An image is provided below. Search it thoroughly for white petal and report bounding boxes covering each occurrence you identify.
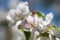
[34,15,39,26]
[12,20,22,31]
[24,1,29,14]
[43,21,48,26]
[39,17,43,24]
[8,9,17,16]
[23,6,29,15]
[23,29,30,32]
[39,24,43,30]
[16,20,22,26]
[56,37,60,40]
[16,2,30,16]
[16,2,26,10]
[45,12,54,25]
[34,31,39,36]
[24,23,32,31]
[30,28,33,32]
[49,33,53,40]
[50,30,54,35]
[26,16,34,24]
[16,9,21,15]
[6,15,14,23]
[37,37,40,40]
[39,17,44,29]
[7,9,17,23]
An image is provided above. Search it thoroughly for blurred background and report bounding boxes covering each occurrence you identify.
[0,0,60,27]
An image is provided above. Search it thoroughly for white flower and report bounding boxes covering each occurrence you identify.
[24,14,40,31]
[26,15,39,26]
[24,15,34,31]
[6,9,17,23]
[39,12,54,32]
[16,2,30,16]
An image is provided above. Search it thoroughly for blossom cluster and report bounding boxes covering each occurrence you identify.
[6,1,60,40]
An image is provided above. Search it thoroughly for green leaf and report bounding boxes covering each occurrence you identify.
[35,11,45,19]
[20,29,31,40]
[48,26,60,30]
[24,31,31,40]
[54,27,60,30]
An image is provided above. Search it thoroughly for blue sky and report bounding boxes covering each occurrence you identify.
[0,0,60,27]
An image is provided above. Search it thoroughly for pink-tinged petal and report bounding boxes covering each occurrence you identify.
[24,23,31,30]
[25,16,34,24]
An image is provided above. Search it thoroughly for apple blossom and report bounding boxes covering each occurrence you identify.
[39,12,54,31]
[37,12,54,40]
[7,2,30,25]
[6,9,17,23]
[16,2,30,16]
[23,12,41,31]
[6,1,60,40]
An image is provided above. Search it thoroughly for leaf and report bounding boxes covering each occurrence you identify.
[35,11,45,19]
[54,27,60,30]
[48,25,60,30]
[20,29,31,40]
[24,31,31,40]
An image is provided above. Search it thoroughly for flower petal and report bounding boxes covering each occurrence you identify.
[34,15,39,26]
[16,20,22,26]
[16,2,30,16]
[45,12,54,25]
[25,16,34,24]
